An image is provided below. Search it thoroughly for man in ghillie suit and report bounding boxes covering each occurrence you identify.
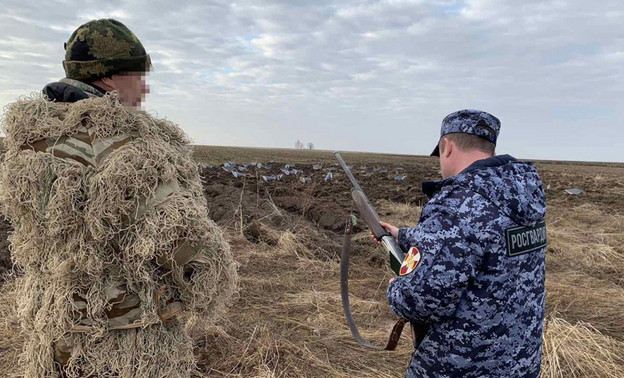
[0,19,238,377]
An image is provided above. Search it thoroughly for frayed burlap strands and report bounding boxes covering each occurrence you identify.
[0,93,238,377]
[0,280,24,378]
[0,152,91,254]
[2,94,74,151]
[84,137,180,242]
[18,320,195,377]
[55,322,195,378]
[129,194,238,323]
[2,93,191,153]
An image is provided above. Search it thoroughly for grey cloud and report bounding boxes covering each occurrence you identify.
[0,0,622,161]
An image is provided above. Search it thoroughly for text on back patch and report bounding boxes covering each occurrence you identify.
[505,221,547,257]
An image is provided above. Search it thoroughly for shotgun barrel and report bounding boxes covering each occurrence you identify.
[334,152,405,274]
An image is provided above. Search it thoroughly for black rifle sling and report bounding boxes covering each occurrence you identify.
[340,217,407,350]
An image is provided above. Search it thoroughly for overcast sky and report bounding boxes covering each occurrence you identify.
[1,0,622,162]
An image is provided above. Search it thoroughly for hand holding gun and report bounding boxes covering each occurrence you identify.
[335,152,411,351]
[334,152,406,275]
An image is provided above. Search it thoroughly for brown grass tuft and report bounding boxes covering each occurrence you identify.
[546,204,624,283]
[542,317,624,378]
[546,272,624,341]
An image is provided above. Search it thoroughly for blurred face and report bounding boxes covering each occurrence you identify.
[103,72,149,107]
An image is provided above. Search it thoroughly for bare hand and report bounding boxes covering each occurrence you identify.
[370,221,399,245]
[370,231,382,245]
[380,221,399,242]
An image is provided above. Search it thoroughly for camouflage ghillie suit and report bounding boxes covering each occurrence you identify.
[387,154,546,377]
[0,19,237,377]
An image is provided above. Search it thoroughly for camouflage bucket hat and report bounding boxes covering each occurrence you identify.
[63,19,151,80]
[430,109,501,157]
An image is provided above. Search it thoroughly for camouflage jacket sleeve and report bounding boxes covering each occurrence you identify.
[387,189,484,323]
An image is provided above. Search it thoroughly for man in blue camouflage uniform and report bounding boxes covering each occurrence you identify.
[380,110,546,377]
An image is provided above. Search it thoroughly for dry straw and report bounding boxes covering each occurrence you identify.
[542,317,624,378]
[543,203,624,377]
[546,272,624,341]
[0,93,238,377]
[546,203,624,283]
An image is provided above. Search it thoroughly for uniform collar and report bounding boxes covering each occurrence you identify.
[59,78,105,98]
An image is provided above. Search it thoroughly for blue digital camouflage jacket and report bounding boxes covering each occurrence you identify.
[387,155,546,378]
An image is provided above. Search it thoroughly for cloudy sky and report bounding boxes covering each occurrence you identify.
[1,0,622,162]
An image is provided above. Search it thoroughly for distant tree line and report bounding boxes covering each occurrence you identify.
[294,140,314,150]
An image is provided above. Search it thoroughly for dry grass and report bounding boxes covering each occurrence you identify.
[546,203,624,283]
[546,272,624,341]
[541,202,624,376]
[193,237,411,377]
[542,317,624,378]
[1,146,623,377]
[377,200,421,227]
[201,158,624,377]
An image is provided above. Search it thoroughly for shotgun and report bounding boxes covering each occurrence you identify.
[334,152,405,273]
[335,152,425,351]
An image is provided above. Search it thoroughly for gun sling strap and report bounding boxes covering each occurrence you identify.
[340,216,428,350]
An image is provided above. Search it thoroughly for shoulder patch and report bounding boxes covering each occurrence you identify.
[399,246,422,276]
[505,221,547,257]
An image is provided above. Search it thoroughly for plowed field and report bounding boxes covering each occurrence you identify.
[1,146,623,377]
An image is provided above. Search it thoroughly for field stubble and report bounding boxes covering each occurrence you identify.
[1,146,623,377]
